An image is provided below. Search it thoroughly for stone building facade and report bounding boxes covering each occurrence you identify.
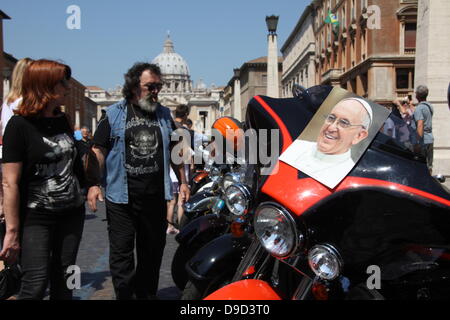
[87,36,223,135]
[281,4,316,97]
[152,35,223,134]
[415,0,450,185]
[312,0,418,105]
[223,56,282,121]
[0,10,11,104]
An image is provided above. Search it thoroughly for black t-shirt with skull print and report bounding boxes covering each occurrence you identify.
[93,104,165,196]
[2,115,85,213]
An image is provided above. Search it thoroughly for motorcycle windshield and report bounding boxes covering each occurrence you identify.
[377,112,423,158]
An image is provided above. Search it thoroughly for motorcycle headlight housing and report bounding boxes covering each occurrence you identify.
[209,166,221,183]
[220,172,241,192]
[308,244,343,280]
[225,184,251,216]
[254,203,300,258]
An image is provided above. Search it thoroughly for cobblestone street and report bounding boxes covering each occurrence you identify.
[73,202,182,300]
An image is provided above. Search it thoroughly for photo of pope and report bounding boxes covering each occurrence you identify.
[279,97,373,189]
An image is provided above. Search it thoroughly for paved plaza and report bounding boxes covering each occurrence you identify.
[73,202,182,300]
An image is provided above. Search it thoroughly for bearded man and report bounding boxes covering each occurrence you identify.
[86,62,190,299]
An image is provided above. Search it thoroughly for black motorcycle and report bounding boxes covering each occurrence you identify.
[171,159,256,290]
[205,85,450,300]
[181,162,259,299]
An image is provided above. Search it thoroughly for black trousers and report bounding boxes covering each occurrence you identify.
[18,206,85,300]
[106,192,167,300]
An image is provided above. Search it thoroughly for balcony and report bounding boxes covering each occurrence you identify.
[321,68,343,83]
[404,48,416,55]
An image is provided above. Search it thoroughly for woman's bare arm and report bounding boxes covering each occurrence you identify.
[0,162,22,264]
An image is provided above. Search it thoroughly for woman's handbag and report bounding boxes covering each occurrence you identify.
[0,264,21,300]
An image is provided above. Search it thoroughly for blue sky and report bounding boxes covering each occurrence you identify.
[2,0,310,90]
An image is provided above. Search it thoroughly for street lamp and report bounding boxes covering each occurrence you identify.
[265,15,279,35]
[265,15,280,98]
[233,68,240,79]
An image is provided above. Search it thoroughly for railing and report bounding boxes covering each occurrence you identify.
[404,48,416,55]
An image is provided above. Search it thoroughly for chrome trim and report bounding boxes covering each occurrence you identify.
[220,172,242,192]
[232,237,267,282]
[184,196,220,213]
[292,276,314,300]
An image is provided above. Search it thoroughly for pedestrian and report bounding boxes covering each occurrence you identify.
[0,59,86,300]
[173,106,195,185]
[382,105,396,138]
[76,126,93,161]
[1,58,34,137]
[394,97,414,126]
[0,58,33,222]
[174,104,189,127]
[166,167,180,235]
[185,118,207,170]
[412,85,434,171]
[86,62,190,300]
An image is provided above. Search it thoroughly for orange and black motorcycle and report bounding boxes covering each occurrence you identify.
[204,85,450,300]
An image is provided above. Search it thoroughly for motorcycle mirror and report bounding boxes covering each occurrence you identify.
[433,174,446,183]
[292,84,308,100]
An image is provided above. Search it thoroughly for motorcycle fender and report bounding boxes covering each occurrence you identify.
[186,233,252,281]
[175,214,227,247]
[204,279,282,300]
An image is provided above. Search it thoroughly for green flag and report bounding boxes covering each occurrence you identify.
[325,10,339,27]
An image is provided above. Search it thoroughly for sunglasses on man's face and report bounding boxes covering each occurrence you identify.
[143,82,163,92]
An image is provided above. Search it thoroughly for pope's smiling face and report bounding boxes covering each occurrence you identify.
[316,99,369,155]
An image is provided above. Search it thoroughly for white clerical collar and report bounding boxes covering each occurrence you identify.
[313,147,352,163]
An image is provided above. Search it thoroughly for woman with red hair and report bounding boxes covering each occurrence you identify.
[0,59,86,299]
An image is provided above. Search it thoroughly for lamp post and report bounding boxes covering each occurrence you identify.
[233,68,242,121]
[266,15,279,98]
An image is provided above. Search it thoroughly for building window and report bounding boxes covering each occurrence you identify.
[342,46,346,72]
[360,72,368,97]
[351,0,356,21]
[342,7,346,29]
[361,29,367,60]
[262,75,267,85]
[351,39,356,67]
[404,23,417,50]
[361,0,368,9]
[396,68,414,90]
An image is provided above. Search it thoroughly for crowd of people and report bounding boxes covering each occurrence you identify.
[381,85,434,171]
[0,56,440,300]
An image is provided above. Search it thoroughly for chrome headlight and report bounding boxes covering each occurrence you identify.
[254,203,300,258]
[225,184,251,216]
[308,244,343,280]
[209,166,221,183]
[220,172,241,192]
